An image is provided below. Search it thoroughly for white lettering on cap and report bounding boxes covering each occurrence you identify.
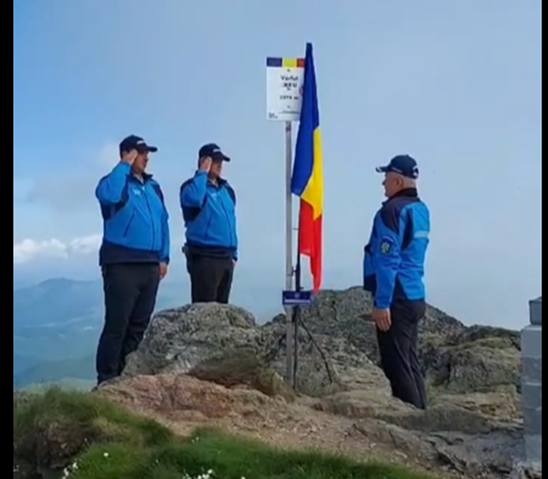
[137,140,146,145]
[212,149,221,153]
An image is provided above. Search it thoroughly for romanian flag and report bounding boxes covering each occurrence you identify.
[291,43,323,292]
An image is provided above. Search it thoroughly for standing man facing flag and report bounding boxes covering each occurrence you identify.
[291,42,323,292]
[94,135,170,386]
[180,143,238,304]
[362,154,430,409]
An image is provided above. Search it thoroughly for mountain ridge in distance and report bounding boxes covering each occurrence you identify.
[13,275,281,389]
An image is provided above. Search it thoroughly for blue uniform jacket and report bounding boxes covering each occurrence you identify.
[180,170,238,260]
[95,162,170,265]
[363,188,430,309]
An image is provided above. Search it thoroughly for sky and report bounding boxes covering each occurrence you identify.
[14,0,542,328]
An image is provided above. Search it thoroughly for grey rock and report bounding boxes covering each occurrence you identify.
[330,389,526,479]
[259,317,388,397]
[125,288,522,398]
[511,460,542,479]
[354,419,525,477]
[275,288,520,395]
[122,287,528,478]
[123,303,261,376]
[125,300,387,398]
[421,325,521,393]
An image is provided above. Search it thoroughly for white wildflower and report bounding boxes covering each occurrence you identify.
[182,468,224,479]
[61,460,79,478]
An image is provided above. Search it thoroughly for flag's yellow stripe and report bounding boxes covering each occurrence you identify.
[300,127,323,220]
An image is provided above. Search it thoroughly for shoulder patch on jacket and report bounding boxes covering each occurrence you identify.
[380,236,394,254]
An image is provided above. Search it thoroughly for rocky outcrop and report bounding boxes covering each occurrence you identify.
[421,325,521,393]
[315,388,525,478]
[123,303,262,377]
[115,287,527,479]
[124,287,520,398]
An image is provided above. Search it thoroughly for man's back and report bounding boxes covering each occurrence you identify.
[396,198,429,297]
[380,194,429,294]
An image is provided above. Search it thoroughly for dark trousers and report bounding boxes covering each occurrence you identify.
[96,263,160,384]
[189,255,234,303]
[376,299,427,409]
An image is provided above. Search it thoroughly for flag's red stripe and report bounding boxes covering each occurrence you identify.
[298,199,323,292]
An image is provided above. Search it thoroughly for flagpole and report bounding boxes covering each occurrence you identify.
[284,120,295,387]
[292,246,302,389]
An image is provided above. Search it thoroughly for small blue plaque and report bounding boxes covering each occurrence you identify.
[282,290,312,306]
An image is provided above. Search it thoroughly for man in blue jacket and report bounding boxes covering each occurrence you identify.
[180,143,238,304]
[363,155,430,409]
[94,134,170,385]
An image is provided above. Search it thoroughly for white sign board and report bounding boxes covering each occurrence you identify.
[266,57,305,122]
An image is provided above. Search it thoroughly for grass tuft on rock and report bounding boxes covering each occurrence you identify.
[14,388,440,479]
[188,347,296,401]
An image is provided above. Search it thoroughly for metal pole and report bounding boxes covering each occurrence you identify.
[292,253,302,389]
[284,121,295,386]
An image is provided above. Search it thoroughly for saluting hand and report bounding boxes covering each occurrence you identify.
[121,149,138,165]
[372,307,391,331]
[199,156,212,172]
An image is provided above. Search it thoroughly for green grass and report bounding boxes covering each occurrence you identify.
[14,388,437,479]
[20,377,95,392]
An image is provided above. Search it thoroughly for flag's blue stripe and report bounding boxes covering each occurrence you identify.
[291,43,320,197]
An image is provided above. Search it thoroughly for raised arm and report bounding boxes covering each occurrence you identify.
[95,162,132,205]
[180,170,208,207]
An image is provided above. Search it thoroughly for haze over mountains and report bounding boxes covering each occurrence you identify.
[13,275,281,389]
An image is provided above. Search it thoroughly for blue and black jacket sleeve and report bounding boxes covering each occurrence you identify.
[180,170,208,208]
[95,162,131,205]
[373,207,406,309]
[161,200,171,265]
[152,180,170,265]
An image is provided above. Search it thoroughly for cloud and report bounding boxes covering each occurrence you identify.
[97,143,119,167]
[13,234,101,264]
[24,143,119,211]
[26,175,97,211]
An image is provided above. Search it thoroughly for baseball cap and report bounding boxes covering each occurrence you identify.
[376,155,419,179]
[198,143,231,162]
[119,135,158,155]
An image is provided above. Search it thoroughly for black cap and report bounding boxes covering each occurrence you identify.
[198,143,230,162]
[376,155,419,179]
[119,135,158,155]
